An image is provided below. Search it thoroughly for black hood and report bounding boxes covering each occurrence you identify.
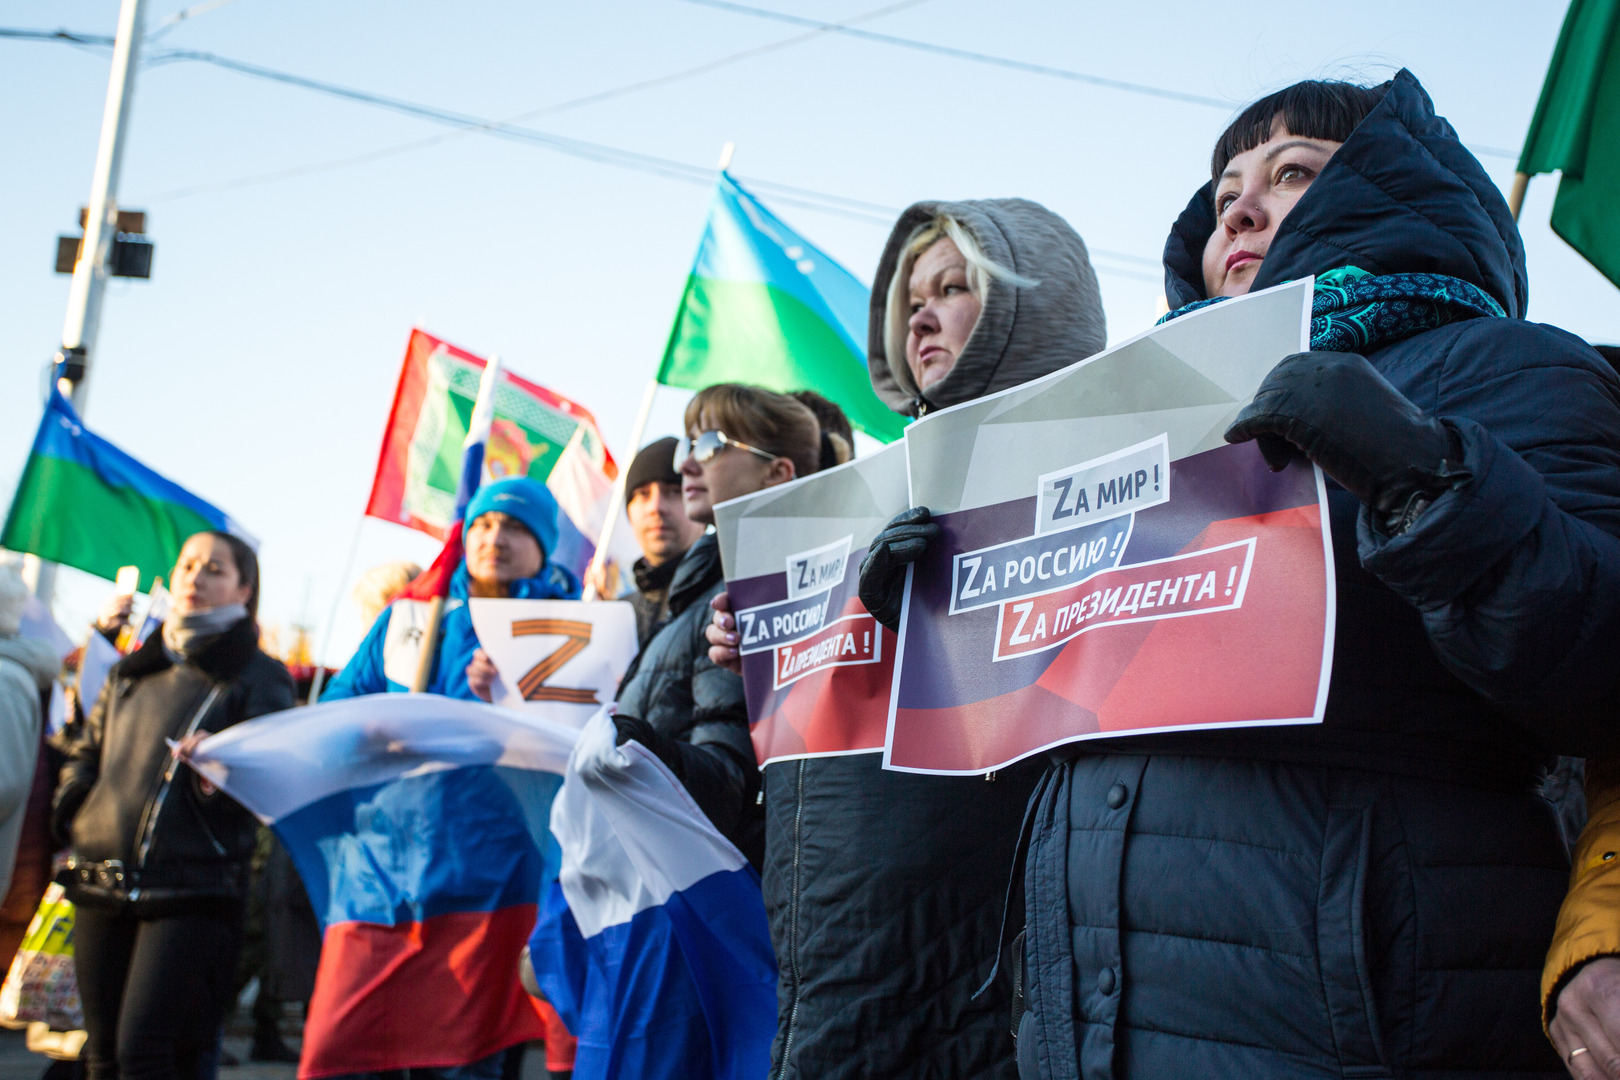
[1163,70,1527,319]
[868,198,1106,415]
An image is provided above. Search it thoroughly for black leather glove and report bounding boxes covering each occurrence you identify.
[858,506,940,632]
[1225,351,1471,534]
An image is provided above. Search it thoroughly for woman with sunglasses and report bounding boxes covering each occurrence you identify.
[609,383,844,867]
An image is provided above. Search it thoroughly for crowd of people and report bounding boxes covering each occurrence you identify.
[3,69,1620,1080]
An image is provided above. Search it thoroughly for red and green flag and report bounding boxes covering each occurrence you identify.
[657,173,905,443]
[1519,0,1620,288]
[365,329,635,579]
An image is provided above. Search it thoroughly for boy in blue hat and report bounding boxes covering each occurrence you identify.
[323,476,580,701]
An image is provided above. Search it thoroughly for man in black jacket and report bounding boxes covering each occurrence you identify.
[608,437,706,647]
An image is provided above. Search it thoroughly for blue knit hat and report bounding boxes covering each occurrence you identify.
[463,476,561,557]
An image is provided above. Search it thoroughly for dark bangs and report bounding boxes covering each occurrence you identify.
[1212,79,1386,181]
[201,530,261,619]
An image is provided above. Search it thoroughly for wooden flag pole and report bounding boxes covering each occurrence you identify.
[410,596,445,692]
[583,379,657,601]
[1509,172,1530,222]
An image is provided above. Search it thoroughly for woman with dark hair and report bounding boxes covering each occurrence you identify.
[1013,72,1620,1080]
[52,530,295,1080]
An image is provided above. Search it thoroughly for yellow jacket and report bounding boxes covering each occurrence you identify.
[1544,756,1620,1030]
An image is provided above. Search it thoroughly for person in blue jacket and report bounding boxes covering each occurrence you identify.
[323,476,581,702]
[861,72,1620,1079]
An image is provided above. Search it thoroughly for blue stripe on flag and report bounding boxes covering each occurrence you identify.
[693,174,871,358]
[277,764,560,928]
[34,389,237,534]
[530,867,777,1080]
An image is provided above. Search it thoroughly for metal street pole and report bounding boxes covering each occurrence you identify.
[29,0,147,606]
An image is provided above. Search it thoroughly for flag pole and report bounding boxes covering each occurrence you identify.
[1509,172,1530,222]
[582,141,736,602]
[412,353,502,691]
[304,514,366,705]
[583,379,657,601]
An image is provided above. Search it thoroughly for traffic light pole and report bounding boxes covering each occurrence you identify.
[29,0,147,606]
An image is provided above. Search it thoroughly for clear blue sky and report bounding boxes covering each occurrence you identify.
[3,0,1615,665]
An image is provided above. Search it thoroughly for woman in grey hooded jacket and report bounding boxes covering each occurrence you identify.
[715,197,1105,1079]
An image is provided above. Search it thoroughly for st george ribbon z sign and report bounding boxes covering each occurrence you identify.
[885,278,1335,774]
[715,443,909,766]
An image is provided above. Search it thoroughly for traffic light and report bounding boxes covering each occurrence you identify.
[54,207,154,279]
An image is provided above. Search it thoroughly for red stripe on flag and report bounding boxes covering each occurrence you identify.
[299,905,548,1079]
[365,329,620,541]
[397,520,464,603]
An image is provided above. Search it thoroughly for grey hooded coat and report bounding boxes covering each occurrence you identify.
[867,198,1106,417]
[0,634,55,903]
[762,199,1105,1079]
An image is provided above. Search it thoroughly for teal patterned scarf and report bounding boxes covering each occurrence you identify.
[1158,266,1506,351]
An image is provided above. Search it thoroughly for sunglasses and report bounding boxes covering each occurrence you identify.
[674,429,779,469]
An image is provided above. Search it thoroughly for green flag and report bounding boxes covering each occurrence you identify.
[1519,0,1620,288]
[3,389,250,584]
[658,173,905,443]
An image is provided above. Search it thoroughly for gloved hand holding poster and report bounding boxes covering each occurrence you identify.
[885,278,1334,774]
[714,443,909,766]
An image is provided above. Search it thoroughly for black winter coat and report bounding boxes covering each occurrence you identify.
[52,617,295,911]
[1020,71,1620,1080]
[615,533,762,866]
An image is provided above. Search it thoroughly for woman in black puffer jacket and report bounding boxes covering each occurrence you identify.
[1014,73,1620,1080]
[53,530,294,1080]
[612,383,839,869]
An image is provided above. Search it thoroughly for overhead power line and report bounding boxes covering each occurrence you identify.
[678,0,1522,161]
[679,0,1237,109]
[0,28,114,44]
[5,20,1163,276]
[132,0,934,203]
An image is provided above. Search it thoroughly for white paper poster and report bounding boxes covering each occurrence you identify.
[468,599,638,727]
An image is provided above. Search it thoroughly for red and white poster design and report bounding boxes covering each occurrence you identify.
[714,444,909,767]
[885,279,1334,774]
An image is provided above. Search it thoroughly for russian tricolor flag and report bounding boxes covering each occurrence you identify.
[191,695,577,1078]
[528,710,777,1080]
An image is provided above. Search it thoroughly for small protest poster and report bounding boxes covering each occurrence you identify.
[468,599,638,726]
[714,442,909,766]
[886,278,1334,774]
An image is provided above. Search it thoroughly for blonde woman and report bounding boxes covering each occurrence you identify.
[711,198,1108,1079]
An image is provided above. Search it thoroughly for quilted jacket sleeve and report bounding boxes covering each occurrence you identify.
[1359,320,1620,750]
[1543,755,1620,1030]
[656,610,757,844]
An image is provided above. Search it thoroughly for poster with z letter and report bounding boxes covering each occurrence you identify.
[714,442,909,766]
[886,278,1335,774]
[468,599,638,727]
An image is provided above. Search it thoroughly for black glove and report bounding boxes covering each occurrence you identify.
[613,714,670,759]
[1225,351,1471,534]
[858,506,940,632]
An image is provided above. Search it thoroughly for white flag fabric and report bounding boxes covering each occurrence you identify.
[528,709,777,1080]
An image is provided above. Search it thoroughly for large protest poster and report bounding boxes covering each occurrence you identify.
[886,278,1334,774]
[714,442,909,765]
[469,599,638,726]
